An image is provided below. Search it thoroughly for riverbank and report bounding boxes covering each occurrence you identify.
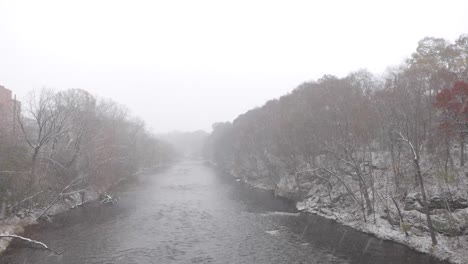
[207,161,466,264]
[0,166,166,255]
[2,160,448,264]
[297,199,467,264]
[0,189,99,254]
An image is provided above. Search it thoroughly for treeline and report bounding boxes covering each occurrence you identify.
[205,35,468,245]
[0,88,176,219]
[158,130,209,159]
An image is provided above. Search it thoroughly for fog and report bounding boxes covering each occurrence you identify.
[1,0,467,132]
[2,1,468,263]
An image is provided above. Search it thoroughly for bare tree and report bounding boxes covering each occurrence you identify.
[17,89,72,185]
[398,132,437,245]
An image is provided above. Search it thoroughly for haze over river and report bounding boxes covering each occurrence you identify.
[0,161,449,264]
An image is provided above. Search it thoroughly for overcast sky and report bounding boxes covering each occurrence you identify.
[0,0,467,132]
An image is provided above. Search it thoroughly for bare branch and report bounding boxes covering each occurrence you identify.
[7,191,45,210]
[0,234,62,255]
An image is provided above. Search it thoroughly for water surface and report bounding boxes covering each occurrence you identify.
[0,160,449,264]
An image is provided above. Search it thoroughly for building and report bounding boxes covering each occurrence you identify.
[0,85,21,134]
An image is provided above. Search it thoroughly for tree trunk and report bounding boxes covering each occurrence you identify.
[0,198,5,219]
[390,141,399,190]
[460,132,465,167]
[389,138,402,191]
[369,147,376,223]
[361,179,373,215]
[31,147,40,185]
[355,163,373,216]
[391,197,408,236]
[414,158,437,245]
[444,136,450,174]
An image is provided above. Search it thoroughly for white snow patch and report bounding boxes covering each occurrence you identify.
[297,201,467,264]
[259,211,300,217]
[265,230,280,236]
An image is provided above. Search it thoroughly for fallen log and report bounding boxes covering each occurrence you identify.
[0,234,63,255]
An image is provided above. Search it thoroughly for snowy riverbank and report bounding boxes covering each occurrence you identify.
[207,160,467,264]
[0,190,99,254]
[0,165,169,255]
[297,198,467,264]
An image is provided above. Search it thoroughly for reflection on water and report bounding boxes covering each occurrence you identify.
[0,161,449,264]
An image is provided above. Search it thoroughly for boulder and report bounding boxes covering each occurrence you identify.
[428,196,468,210]
[404,193,468,211]
[431,208,468,236]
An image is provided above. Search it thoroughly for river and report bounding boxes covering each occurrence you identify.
[0,160,450,264]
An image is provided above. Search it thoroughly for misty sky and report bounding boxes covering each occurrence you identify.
[1,0,467,132]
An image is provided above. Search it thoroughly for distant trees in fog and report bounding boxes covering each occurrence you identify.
[0,88,176,219]
[157,130,209,159]
[206,34,468,245]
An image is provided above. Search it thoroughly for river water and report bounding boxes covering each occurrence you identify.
[0,160,450,264]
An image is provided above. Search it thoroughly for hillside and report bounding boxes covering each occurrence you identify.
[205,35,468,263]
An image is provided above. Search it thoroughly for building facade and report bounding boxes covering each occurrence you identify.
[0,85,21,134]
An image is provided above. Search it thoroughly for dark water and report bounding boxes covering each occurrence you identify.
[0,160,450,264]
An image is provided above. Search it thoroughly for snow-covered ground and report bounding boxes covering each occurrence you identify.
[297,197,468,264]
[228,167,467,263]
[0,168,157,255]
[199,160,468,263]
[0,190,98,254]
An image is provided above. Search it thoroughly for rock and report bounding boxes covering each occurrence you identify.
[428,196,468,210]
[449,197,468,210]
[404,193,468,211]
[432,215,463,236]
[99,193,118,205]
[404,193,424,211]
[332,192,352,203]
[431,209,449,215]
[380,212,400,226]
[15,211,28,219]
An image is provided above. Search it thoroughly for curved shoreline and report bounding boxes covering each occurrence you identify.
[1,162,461,263]
[207,161,460,264]
[0,165,171,256]
[299,206,459,264]
[0,189,99,255]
